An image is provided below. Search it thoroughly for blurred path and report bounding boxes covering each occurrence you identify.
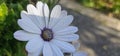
[59,0,120,31]
[59,0,120,56]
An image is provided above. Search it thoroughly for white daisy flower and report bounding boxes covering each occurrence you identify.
[14,1,79,56]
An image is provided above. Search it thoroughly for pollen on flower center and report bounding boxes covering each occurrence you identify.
[41,28,53,41]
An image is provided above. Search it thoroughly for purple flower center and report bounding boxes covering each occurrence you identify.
[41,28,53,41]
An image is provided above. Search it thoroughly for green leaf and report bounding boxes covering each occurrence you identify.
[0,2,8,23]
[17,3,23,11]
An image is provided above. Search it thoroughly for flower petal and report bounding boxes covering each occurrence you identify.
[48,5,61,28]
[26,2,46,29]
[36,2,45,29]
[43,3,49,27]
[28,49,42,56]
[54,26,78,35]
[36,1,44,17]
[27,4,38,15]
[21,11,28,19]
[50,5,61,18]
[26,37,44,53]
[50,43,64,56]
[43,42,53,56]
[14,30,38,41]
[52,15,73,32]
[21,11,45,30]
[73,51,88,56]
[18,17,41,34]
[51,39,75,53]
[48,10,67,29]
[27,4,45,29]
[28,15,45,30]
[54,34,79,42]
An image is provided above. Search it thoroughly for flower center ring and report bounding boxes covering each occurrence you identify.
[41,28,53,41]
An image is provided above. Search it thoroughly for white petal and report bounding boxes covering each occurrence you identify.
[26,2,45,29]
[36,1,44,17]
[28,49,42,56]
[26,37,44,53]
[27,4,39,15]
[73,51,88,56]
[14,30,38,41]
[43,42,53,56]
[48,10,68,29]
[43,3,49,27]
[50,5,61,18]
[28,15,45,30]
[51,39,75,53]
[21,11,45,30]
[50,43,64,56]
[52,15,73,32]
[48,5,61,28]
[55,34,79,42]
[18,18,41,34]
[21,10,28,19]
[54,26,78,35]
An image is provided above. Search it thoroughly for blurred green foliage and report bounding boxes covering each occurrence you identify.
[0,0,58,56]
[78,0,120,18]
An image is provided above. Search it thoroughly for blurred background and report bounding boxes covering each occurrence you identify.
[0,0,120,56]
[77,0,120,19]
